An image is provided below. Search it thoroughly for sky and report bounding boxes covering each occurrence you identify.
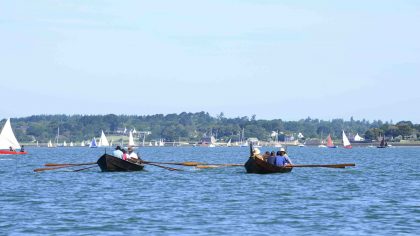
[0,0,419,123]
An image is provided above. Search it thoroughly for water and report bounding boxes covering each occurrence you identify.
[1,146,419,235]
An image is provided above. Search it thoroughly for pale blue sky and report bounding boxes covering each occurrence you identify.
[1,0,419,122]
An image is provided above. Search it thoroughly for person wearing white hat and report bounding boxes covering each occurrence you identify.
[278,148,292,165]
[127,146,139,160]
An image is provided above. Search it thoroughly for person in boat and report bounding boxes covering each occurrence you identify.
[252,148,264,160]
[278,148,293,165]
[20,145,24,152]
[267,151,276,165]
[122,149,128,161]
[9,146,15,152]
[274,151,287,166]
[113,145,123,158]
[262,151,271,160]
[127,146,139,160]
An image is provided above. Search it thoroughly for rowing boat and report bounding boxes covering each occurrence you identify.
[244,156,292,174]
[96,154,144,172]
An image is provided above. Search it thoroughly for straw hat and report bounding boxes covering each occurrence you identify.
[253,148,261,155]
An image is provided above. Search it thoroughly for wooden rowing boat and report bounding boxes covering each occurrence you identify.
[96,154,144,172]
[244,156,292,174]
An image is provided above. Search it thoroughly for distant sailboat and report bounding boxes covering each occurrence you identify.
[326,134,337,148]
[98,130,110,147]
[377,135,387,148]
[342,131,352,149]
[80,141,85,147]
[0,118,26,154]
[227,139,232,147]
[47,140,53,148]
[128,131,135,146]
[70,142,74,147]
[63,141,67,147]
[89,137,98,148]
[158,139,164,147]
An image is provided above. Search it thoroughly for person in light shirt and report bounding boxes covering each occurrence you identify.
[127,146,139,160]
[113,145,123,158]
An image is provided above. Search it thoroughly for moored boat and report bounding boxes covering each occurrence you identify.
[96,153,144,172]
[244,156,292,174]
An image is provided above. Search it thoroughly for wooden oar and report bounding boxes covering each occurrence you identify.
[142,161,243,167]
[142,162,183,171]
[72,165,98,172]
[196,163,355,169]
[34,163,97,172]
[142,161,204,166]
[286,163,355,168]
[44,162,97,167]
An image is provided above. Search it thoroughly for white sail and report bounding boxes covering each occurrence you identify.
[227,139,232,147]
[48,140,53,148]
[128,131,135,146]
[342,130,352,147]
[89,137,97,148]
[158,139,164,147]
[63,141,67,147]
[80,141,85,147]
[70,142,74,147]
[98,130,110,147]
[0,118,21,149]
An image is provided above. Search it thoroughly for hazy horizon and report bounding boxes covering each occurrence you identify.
[1,1,419,123]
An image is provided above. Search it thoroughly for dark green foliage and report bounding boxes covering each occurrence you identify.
[1,113,418,143]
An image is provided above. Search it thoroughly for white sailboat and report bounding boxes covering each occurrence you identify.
[47,140,53,148]
[128,131,135,146]
[342,130,352,149]
[98,130,110,147]
[158,139,164,147]
[70,142,74,147]
[63,141,67,147]
[80,141,85,147]
[0,118,25,154]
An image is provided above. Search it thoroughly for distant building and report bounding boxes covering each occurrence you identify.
[199,136,216,145]
[353,133,364,142]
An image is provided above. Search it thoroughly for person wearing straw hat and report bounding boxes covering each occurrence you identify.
[252,148,264,160]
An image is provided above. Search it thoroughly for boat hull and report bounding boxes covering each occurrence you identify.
[0,150,27,155]
[97,154,144,172]
[244,157,292,174]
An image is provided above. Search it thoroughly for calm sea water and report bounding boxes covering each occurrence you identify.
[1,146,419,235]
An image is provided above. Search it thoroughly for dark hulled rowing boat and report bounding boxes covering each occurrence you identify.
[97,154,144,172]
[244,156,293,174]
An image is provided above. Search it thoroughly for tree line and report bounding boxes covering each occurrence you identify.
[3,112,419,143]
